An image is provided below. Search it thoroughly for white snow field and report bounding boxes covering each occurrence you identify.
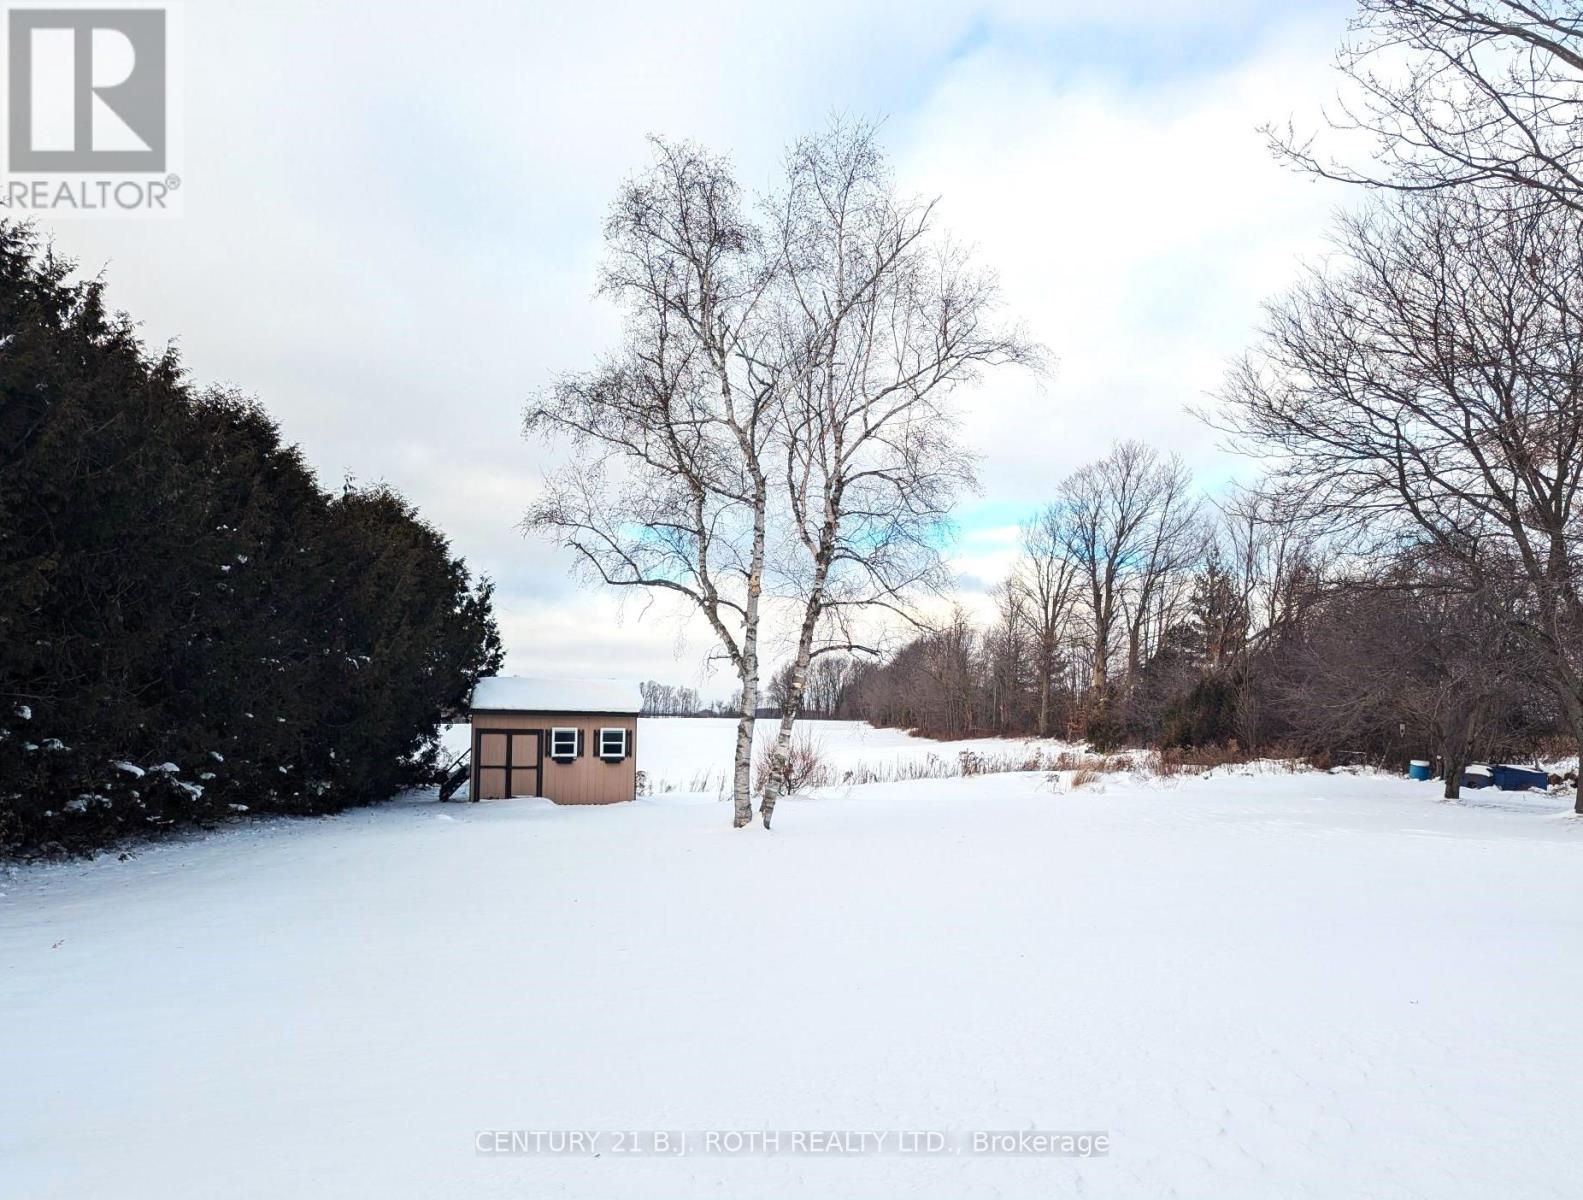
[438,716,1083,795]
[3,721,1581,1200]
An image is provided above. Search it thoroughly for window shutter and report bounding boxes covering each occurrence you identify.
[576,729,585,758]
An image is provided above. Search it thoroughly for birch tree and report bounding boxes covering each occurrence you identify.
[524,139,778,827]
[755,120,1042,827]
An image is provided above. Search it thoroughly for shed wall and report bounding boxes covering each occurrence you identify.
[471,711,637,804]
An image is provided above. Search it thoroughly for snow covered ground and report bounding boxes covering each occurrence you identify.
[4,721,1581,1199]
[440,716,1083,795]
[633,717,1086,793]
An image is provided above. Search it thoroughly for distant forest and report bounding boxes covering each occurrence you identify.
[649,437,1569,782]
[0,224,502,856]
[831,441,1563,780]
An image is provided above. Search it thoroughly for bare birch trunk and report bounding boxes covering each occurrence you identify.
[758,692,800,830]
[758,542,831,829]
[732,483,768,828]
[731,686,757,826]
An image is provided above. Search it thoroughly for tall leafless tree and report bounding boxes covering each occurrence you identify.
[985,580,1033,734]
[1014,503,1082,736]
[1058,441,1196,712]
[1208,488,1328,749]
[524,138,779,827]
[1218,188,1583,809]
[1269,0,1583,211]
[1270,554,1532,797]
[755,120,1042,827]
[1119,456,1201,688]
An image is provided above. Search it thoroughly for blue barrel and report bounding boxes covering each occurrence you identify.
[1408,759,1431,781]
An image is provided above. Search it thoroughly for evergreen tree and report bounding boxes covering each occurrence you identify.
[0,223,501,855]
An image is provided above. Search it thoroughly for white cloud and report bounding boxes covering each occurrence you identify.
[33,0,1356,694]
[891,13,1351,512]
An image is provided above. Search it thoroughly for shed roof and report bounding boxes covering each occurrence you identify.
[470,675,643,715]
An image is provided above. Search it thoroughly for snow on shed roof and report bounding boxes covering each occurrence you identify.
[470,676,643,715]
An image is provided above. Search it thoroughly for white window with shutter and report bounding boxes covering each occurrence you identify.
[548,727,578,761]
[597,727,629,761]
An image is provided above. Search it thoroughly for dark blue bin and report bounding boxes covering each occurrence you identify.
[1491,764,1550,792]
[1462,765,1493,789]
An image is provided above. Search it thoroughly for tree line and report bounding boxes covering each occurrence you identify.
[0,224,503,856]
[638,680,749,717]
[833,441,1564,797]
[641,665,852,718]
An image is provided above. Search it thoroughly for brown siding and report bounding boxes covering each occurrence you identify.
[470,711,637,805]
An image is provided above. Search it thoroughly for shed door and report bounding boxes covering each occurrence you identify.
[474,728,541,799]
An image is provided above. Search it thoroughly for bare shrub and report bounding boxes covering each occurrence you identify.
[1046,749,1138,792]
[1156,744,1242,775]
[755,733,827,797]
[1069,764,1103,791]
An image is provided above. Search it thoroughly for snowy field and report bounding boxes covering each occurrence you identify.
[440,716,1081,795]
[634,716,1081,792]
[4,722,1581,1199]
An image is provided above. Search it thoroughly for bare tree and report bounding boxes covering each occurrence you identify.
[1014,504,1080,736]
[525,138,779,827]
[985,580,1032,734]
[927,608,980,740]
[1058,441,1192,710]
[639,681,702,716]
[1409,575,1536,797]
[1218,188,1583,809]
[1119,456,1201,687]
[1269,0,1583,211]
[1216,488,1323,654]
[803,654,853,716]
[1190,537,1252,675]
[1209,489,1328,750]
[1271,558,1531,797]
[755,120,1042,827]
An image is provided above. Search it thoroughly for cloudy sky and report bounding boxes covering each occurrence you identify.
[43,0,1356,695]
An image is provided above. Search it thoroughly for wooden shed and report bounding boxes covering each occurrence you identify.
[468,676,641,804]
